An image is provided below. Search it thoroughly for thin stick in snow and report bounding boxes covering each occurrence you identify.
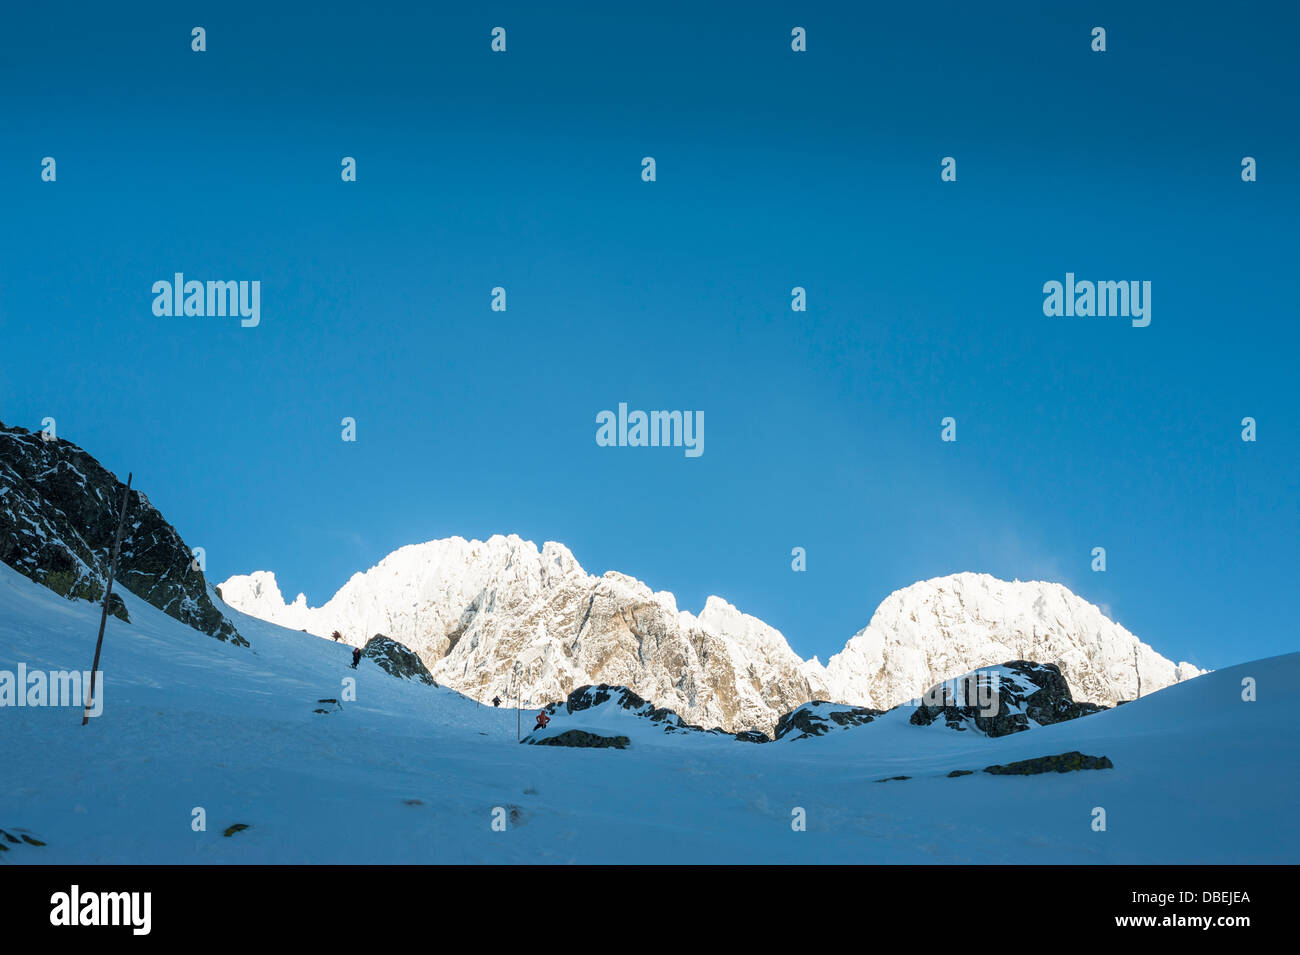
[83,473,132,726]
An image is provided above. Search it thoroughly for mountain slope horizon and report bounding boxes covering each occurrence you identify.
[2,556,1291,864]
[220,534,1203,733]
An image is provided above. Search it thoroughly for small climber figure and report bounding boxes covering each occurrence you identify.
[332,630,343,642]
[350,646,362,669]
[492,695,502,707]
[533,709,551,732]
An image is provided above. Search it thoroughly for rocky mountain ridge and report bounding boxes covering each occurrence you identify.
[220,534,1203,733]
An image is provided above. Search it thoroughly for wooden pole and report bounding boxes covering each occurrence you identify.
[83,473,132,726]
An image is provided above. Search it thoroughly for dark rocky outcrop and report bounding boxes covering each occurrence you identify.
[524,666,1108,751]
[531,684,773,743]
[362,634,438,685]
[984,751,1114,775]
[0,424,245,645]
[774,701,885,741]
[564,684,627,714]
[909,660,1106,737]
[558,684,769,741]
[532,730,630,749]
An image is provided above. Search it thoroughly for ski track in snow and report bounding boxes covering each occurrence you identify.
[0,563,1293,864]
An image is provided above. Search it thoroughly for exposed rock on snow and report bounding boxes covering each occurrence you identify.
[0,423,245,645]
[362,634,437,686]
[908,660,1108,737]
[532,730,631,749]
[773,702,885,741]
[220,536,1202,733]
[513,665,1114,748]
[526,684,769,745]
[983,752,1114,775]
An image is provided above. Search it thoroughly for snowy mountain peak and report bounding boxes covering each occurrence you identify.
[219,539,1202,733]
[820,571,1202,710]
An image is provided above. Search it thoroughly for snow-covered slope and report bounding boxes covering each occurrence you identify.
[220,538,1201,732]
[0,561,1292,863]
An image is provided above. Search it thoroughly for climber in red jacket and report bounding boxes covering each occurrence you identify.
[533,709,551,731]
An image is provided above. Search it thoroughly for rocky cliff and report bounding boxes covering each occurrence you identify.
[0,424,245,646]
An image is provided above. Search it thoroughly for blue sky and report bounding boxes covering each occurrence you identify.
[1,2,1296,670]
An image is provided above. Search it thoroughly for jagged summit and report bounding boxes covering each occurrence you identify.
[221,538,1201,733]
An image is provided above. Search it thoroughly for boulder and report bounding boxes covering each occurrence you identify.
[910,660,1106,737]
[773,701,885,740]
[362,634,438,685]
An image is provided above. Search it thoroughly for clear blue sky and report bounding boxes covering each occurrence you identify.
[1,2,1296,671]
